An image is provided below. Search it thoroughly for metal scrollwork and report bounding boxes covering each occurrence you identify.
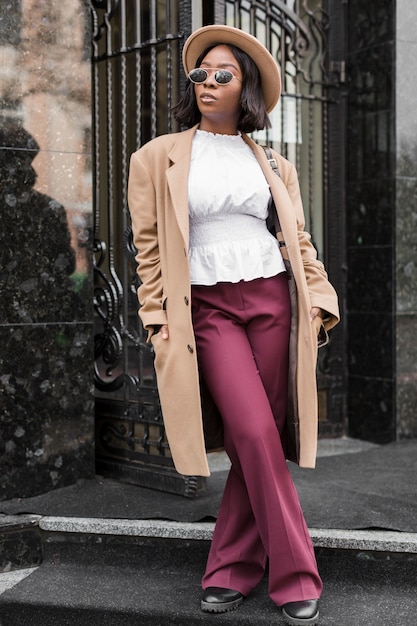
[93,233,144,392]
[122,225,138,261]
[270,0,315,59]
[90,0,119,21]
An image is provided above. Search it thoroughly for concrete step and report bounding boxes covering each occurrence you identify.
[1,517,417,625]
[0,546,416,625]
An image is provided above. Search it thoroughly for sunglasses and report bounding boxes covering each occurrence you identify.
[188,68,241,85]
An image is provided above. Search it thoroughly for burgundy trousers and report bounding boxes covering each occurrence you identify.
[191,273,322,606]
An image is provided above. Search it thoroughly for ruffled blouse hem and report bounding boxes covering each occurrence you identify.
[189,236,286,286]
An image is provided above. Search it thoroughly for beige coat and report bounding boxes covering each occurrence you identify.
[128,125,339,477]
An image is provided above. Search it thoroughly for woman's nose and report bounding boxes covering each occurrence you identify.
[203,71,217,87]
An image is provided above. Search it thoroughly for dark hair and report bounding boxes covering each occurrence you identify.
[172,44,271,133]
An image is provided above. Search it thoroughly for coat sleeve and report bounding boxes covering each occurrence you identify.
[128,150,168,337]
[282,159,340,331]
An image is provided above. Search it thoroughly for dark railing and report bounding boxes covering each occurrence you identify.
[90,0,204,496]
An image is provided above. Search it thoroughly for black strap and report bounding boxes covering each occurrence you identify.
[263,147,285,247]
[263,147,329,348]
[263,146,281,178]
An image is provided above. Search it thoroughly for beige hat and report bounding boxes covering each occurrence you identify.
[182,24,281,113]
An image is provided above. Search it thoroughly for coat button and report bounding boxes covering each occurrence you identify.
[187,344,194,353]
[184,296,189,305]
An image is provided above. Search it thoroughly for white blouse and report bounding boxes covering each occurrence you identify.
[188,130,286,285]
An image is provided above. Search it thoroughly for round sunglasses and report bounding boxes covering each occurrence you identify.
[188,68,241,85]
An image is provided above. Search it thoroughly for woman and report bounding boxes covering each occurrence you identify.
[128,24,339,626]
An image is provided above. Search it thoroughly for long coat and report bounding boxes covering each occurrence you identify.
[128,125,340,477]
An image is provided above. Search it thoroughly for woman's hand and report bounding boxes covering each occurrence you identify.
[310,308,329,346]
[152,324,169,339]
[160,324,169,339]
[310,307,323,322]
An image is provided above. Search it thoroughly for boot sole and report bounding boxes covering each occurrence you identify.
[201,596,243,613]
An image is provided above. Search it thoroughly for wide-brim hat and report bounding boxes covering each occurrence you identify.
[182,24,281,113]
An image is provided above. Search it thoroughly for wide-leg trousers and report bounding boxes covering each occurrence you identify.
[191,273,322,607]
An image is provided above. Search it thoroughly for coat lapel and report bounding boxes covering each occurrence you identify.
[166,125,199,248]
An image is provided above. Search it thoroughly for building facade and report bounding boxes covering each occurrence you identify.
[1,0,416,499]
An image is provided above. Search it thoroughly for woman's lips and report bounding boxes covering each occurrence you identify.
[200,93,217,103]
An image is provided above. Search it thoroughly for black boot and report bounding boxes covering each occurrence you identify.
[201,587,244,613]
[281,599,319,625]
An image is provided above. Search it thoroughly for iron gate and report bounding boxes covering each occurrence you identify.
[91,0,346,495]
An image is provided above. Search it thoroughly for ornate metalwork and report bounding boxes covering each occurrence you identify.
[225,0,336,251]
[89,0,198,495]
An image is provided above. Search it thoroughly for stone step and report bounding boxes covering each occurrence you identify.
[38,516,417,554]
[2,510,417,576]
[1,542,417,625]
[0,517,417,625]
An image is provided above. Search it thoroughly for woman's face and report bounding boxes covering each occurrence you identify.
[194,44,243,134]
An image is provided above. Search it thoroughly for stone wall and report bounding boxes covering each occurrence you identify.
[0,0,95,499]
[346,0,417,442]
[395,0,417,438]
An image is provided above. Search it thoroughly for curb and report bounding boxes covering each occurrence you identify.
[39,516,417,554]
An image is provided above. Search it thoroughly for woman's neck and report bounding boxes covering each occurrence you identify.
[198,119,239,136]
